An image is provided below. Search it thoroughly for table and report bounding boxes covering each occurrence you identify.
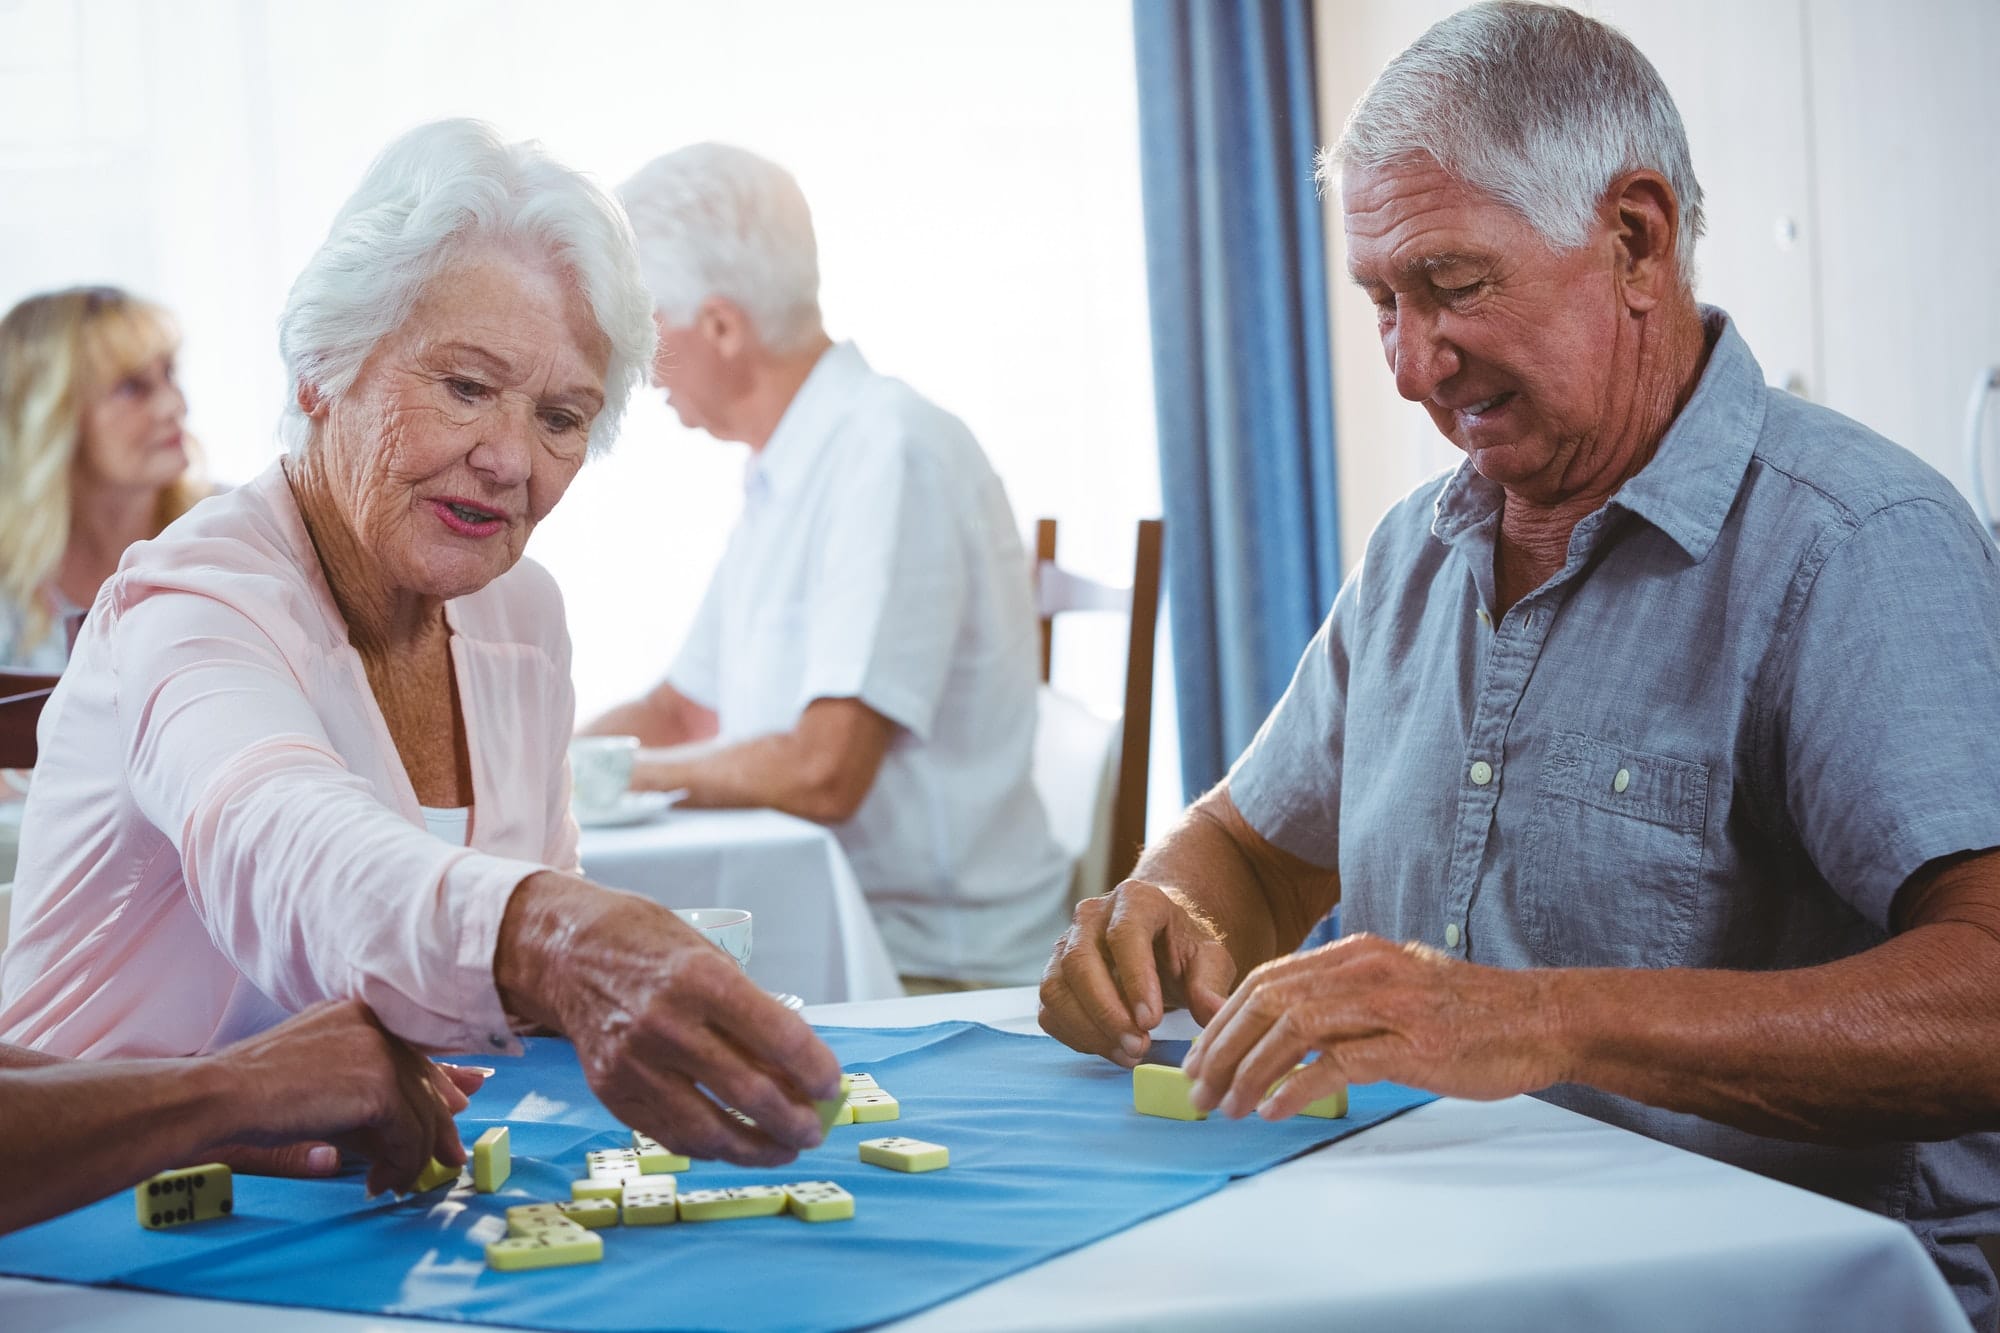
[0,987,1968,1332]
[579,807,902,1005]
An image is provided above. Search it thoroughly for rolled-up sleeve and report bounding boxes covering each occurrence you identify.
[1226,573,1357,871]
[115,589,543,1054]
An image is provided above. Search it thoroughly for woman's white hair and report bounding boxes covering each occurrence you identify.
[1328,1,1705,288]
[617,144,823,353]
[277,118,656,457]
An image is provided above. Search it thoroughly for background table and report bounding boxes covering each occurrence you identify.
[0,987,1968,1332]
[579,807,902,1005]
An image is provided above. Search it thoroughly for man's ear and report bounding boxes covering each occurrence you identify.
[700,296,754,359]
[1604,169,1682,314]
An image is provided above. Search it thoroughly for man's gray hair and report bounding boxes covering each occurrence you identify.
[618,144,823,353]
[1328,1,1705,287]
[277,118,656,457]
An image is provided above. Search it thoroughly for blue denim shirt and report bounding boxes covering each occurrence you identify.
[1233,310,2000,1328]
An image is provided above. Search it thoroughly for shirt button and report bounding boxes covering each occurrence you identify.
[1444,923,1462,947]
[489,1034,508,1050]
[1469,760,1493,786]
[1614,767,1631,794]
[1476,608,1491,627]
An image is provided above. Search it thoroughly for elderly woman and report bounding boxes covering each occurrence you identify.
[0,286,210,670]
[0,119,839,1183]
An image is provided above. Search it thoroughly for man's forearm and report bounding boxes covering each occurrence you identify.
[1550,921,2000,1142]
[0,1058,241,1234]
[1132,787,1336,979]
[0,1043,65,1070]
[581,698,685,746]
[646,733,847,822]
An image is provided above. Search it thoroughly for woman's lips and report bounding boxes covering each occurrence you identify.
[430,498,506,537]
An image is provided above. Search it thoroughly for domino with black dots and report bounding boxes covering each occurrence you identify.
[136,1164,233,1229]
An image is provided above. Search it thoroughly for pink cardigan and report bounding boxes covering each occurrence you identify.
[0,462,580,1058]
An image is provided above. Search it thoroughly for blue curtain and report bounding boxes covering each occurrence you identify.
[1134,0,1341,801]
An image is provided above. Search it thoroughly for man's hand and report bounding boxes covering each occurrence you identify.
[498,877,843,1167]
[1181,934,1566,1118]
[1038,879,1237,1067]
[624,698,893,825]
[206,999,476,1196]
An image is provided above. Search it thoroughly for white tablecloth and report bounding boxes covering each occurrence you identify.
[579,807,902,1005]
[0,987,1968,1332]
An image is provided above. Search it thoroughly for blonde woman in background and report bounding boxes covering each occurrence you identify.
[0,286,209,670]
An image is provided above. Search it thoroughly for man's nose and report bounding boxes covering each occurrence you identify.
[1388,304,1461,404]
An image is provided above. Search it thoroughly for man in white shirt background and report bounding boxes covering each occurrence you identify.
[587,143,1071,991]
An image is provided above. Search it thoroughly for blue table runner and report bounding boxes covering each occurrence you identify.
[0,1023,1435,1331]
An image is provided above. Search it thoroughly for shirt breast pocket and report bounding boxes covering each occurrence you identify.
[1521,731,1710,969]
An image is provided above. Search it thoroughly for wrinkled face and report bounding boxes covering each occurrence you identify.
[1343,157,1628,501]
[77,350,189,492]
[315,248,610,600]
[650,313,719,433]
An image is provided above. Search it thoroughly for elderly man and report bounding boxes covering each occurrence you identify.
[588,144,1071,991]
[1039,3,2000,1323]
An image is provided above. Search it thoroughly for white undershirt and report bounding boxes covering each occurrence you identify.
[420,805,471,848]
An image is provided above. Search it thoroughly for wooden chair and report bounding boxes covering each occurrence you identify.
[0,669,61,771]
[1031,517,1164,899]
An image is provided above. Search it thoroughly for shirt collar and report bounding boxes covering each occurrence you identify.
[1431,307,1765,564]
[744,340,869,503]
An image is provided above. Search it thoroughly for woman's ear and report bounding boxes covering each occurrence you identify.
[295,381,328,419]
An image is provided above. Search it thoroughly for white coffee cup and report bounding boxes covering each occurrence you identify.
[569,735,638,821]
[673,907,752,970]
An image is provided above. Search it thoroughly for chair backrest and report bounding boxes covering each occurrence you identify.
[1032,685,1121,904]
[1032,517,1164,898]
[0,670,60,772]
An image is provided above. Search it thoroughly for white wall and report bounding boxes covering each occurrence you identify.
[0,0,1184,831]
[1312,0,2000,567]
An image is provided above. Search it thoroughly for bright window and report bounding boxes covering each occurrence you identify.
[0,0,1175,824]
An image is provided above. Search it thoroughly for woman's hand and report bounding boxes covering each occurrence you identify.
[496,874,843,1166]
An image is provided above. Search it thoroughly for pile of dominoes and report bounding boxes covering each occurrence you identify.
[132,1069,952,1275]
[484,1070,950,1272]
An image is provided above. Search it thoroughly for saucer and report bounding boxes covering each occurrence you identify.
[574,789,686,828]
